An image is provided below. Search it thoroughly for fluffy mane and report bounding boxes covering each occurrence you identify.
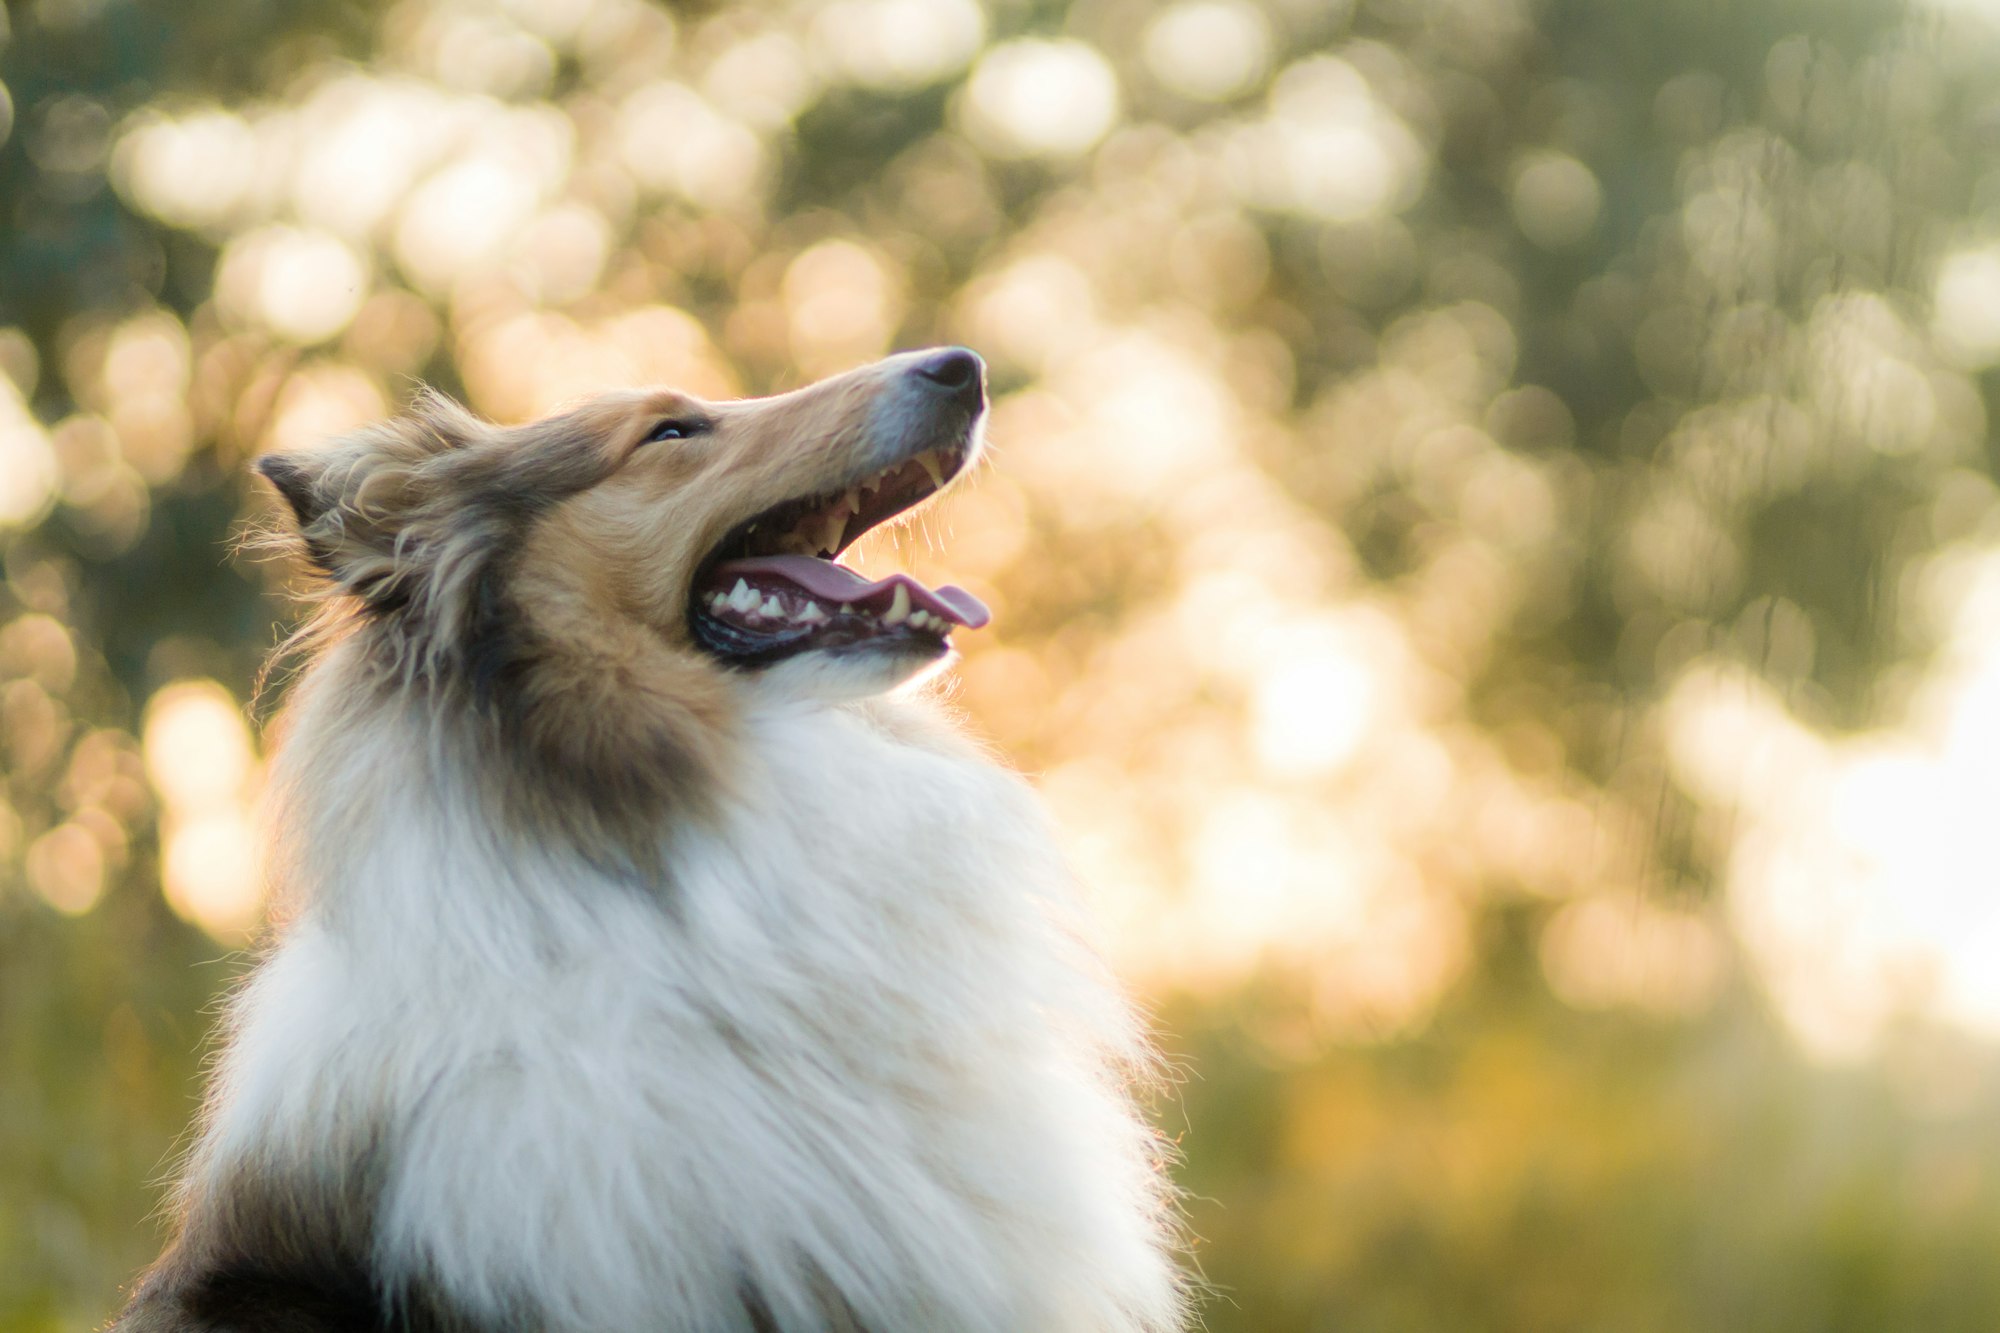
[120,358,1189,1333]
[252,389,739,854]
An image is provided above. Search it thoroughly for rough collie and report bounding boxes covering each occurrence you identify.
[114,348,1185,1332]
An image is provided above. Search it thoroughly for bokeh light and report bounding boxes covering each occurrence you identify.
[958,39,1120,159]
[141,680,265,942]
[812,0,984,92]
[215,226,371,345]
[1143,0,1272,103]
[1509,151,1602,251]
[1934,244,2000,369]
[0,376,57,526]
[11,0,2000,1327]
[1226,55,1427,221]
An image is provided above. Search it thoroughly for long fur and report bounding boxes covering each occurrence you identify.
[118,353,1186,1332]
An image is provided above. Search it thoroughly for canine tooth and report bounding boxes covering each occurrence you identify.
[796,602,828,624]
[847,487,863,512]
[729,580,758,613]
[883,584,910,626]
[760,595,785,618]
[916,451,945,489]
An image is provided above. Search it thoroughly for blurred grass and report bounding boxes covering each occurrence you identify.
[1169,945,2000,1331]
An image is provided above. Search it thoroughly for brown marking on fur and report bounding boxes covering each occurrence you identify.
[254,364,947,865]
[487,506,740,854]
[466,373,905,851]
[111,1137,491,1333]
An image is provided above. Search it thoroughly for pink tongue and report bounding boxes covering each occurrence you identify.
[710,556,991,629]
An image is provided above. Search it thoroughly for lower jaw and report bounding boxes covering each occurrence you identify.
[690,613,951,668]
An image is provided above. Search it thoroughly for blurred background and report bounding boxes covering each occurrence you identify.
[7,0,2000,1327]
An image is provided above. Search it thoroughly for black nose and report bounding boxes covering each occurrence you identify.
[911,347,986,409]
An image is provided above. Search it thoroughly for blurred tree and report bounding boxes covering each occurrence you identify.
[7,0,2000,1329]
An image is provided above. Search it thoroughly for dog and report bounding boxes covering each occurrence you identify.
[114,348,1186,1332]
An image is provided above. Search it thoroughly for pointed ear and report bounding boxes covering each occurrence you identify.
[249,394,496,611]
[254,452,325,528]
[250,434,426,598]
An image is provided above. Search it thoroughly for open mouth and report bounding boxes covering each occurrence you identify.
[689,443,990,665]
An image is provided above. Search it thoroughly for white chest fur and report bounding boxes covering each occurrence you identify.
[193,691,1180,1333]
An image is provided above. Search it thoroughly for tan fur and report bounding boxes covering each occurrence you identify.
[257,364,950,860]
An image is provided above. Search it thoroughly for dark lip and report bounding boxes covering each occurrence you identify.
[688,603,956,666]
[684,429,979,664]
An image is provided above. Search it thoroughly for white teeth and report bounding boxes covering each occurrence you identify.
[847,487,864,512]
[710,592,728,611]
[883,584,910,626]
[759,595,785,618]
[728,579,758,613]
[908,609,931,629]
[916,451,945,489]
[796,602,828,624]
[840,603,853,614]
[819,512,848,554]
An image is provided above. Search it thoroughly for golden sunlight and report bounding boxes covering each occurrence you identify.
[0,376,57,528]
[1668,548,2000,1059]
[958,39,1120,160]
[141,679,265,942]
[1143,0,1272,104]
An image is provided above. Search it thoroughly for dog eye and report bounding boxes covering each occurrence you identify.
[641,418,704,445]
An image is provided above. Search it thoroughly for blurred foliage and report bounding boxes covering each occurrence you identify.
[8,0,2000,1328]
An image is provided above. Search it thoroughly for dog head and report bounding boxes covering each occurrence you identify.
[257,350,989,847]
[258,347,990,705]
